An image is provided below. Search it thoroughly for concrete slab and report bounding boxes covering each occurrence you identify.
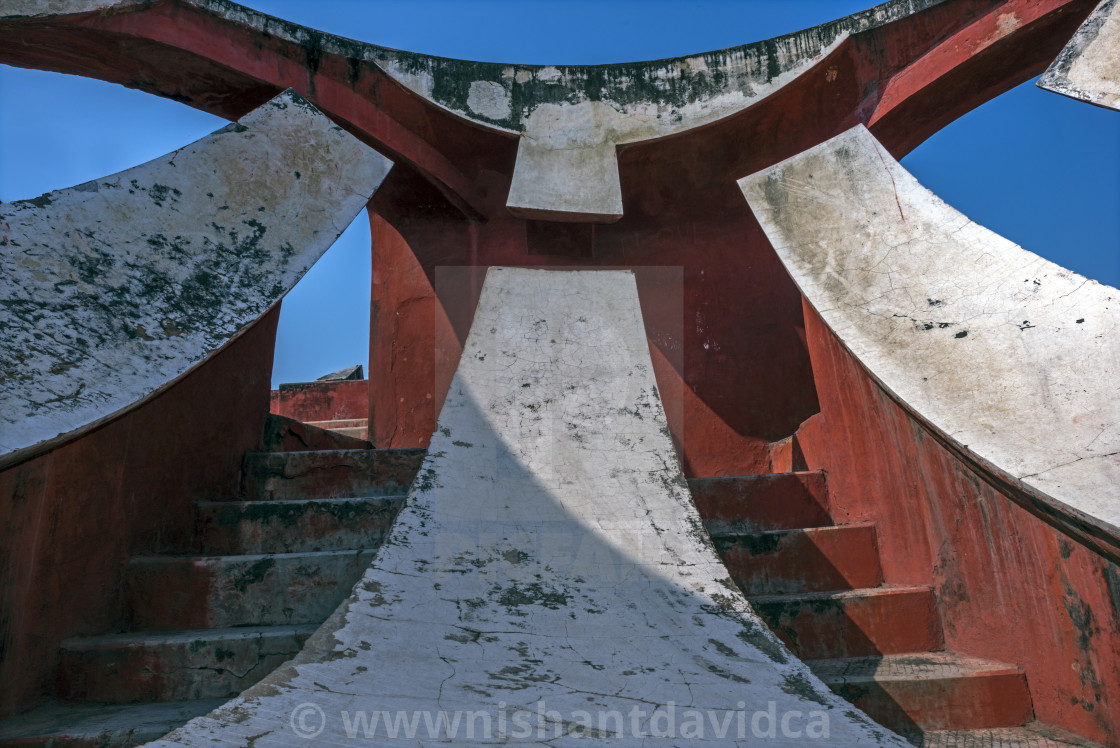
[1039,0,1120,110]
[739,125,1120,560]
[147,269,903,745]
[0,89,391,468]
[507,129,623,223]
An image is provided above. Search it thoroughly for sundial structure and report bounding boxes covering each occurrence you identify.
[0,0,1118,746]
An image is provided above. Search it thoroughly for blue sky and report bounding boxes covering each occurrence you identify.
[1,1,1117,387]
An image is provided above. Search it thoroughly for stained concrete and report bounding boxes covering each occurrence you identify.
[1039,0,1120,110]
[739,125,1120,559]
[1,0,946,134]
[0,0,144,16]
[506,113,624,222]
[0,0,945,222]
[316,365,364,381]
[0,89,391,467]
[146,268,901,745]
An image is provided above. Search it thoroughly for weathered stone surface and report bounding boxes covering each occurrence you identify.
[0,699,226,746]
[125,550,378,629]
[1039,0,1120,110]
[749,586,943,660]
[316,364,364,381]
[0,0,945,222]
[0,0,143,17]
[507,125,623,222]
[0,90,391,467]
[240,448,424,501]
[150,269,901,745]
[58,625,315,704]
[739,125,1120,557]
[809,653,1033,732]
[3,0,944,135]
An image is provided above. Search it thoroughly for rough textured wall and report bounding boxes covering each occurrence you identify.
[270,380,368,423]
[367,212,462,449]
[797,304,1120,745]
[0,89,391,467]
[0,308,278,719]
[1040,0,1120,109]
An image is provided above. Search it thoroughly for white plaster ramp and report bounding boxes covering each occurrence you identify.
[739,125,1120,559]
[148,268,901,746]
[0,89,392,467]
[1039,0,1120,110]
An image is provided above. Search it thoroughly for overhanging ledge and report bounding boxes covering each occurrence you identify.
[0,89,392,469]
[739,125,1120,562]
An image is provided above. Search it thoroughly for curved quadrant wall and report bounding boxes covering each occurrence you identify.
[0,89,391,467]
[151,269,901,746]
[1039,0,1120,110]
[739,124,1120,560]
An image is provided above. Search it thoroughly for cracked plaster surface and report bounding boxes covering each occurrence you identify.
[2,0,946,221]
[739,125,1120,541]
[1039,0,1120,110]
[0,89,391,465]
[148,269,902,745]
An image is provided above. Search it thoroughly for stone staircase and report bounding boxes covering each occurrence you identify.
[689,470,1097,746]
[0,445,423,747]
[0,451,1102,747]
[303,418,369,441]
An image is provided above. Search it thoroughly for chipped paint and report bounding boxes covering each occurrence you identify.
[739,125,1120,559]
[1,0,950,221]
[0,89,392,466]
[1039,0,1120,110]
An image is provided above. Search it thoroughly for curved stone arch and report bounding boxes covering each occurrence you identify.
[3,0,1091,222]
[2,0,946,134]
[739,124,1120,561]
[0,89,392,468]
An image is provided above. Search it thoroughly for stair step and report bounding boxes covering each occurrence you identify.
[305,419,369,440]
[0,699,224,748]
[262,413,371,452]
[809,653,1033,732]
[58,625,314,704]
[330,426,369,439]
[305,419,367,429]
[748,586,943,659]
[196,496,406,554]
[690,471,832,533]
[126,550,376,629]
[901,723,1107,747]
[241,448,425,500]
[711,523,883,594]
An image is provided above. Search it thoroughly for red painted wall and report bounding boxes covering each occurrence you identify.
[368,211,461,449]
[270,379,368,423]
[797,302,1120,745]
[0,307,279,718]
